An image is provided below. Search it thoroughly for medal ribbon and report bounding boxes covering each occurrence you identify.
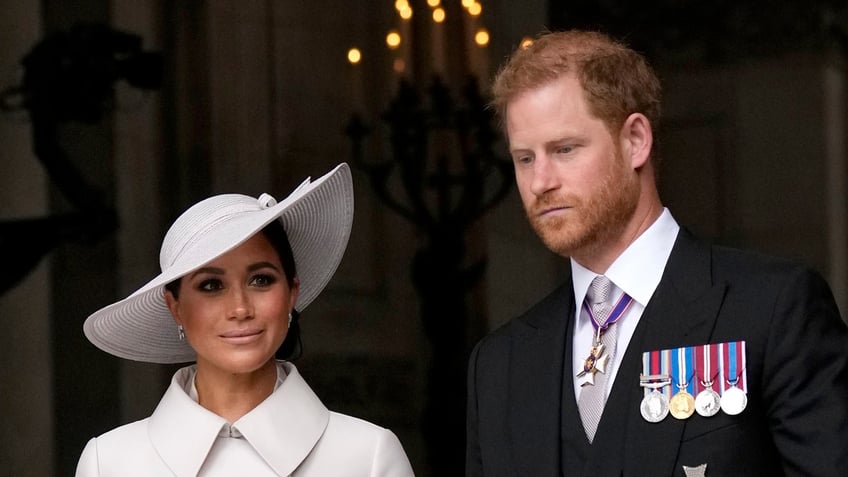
[661,348,672,398]
[641,349,672,397]
[685,346,696,395]
[737,341,747,392]
[671,346,695,396]
[709,344,719,390]
[582,292,634,335]
[694,344,720,394]
[718,341,747,393]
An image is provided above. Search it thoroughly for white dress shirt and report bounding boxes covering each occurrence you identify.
[571,208,680,400]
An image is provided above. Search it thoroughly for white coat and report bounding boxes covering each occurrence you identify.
[75,362,414,476]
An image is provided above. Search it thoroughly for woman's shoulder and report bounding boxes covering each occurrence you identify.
[91,417,151,443]
[81,418,155,461]
[326,411,391,433]
[76,419,160,477]
[301,412,414,476]
[326,412,410,456]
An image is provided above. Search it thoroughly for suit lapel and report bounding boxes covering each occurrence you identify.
[560,295,591,470]
[509,282,574,477]
[619,229,728,475]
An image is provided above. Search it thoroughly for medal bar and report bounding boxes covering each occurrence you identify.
[641,341,748,422]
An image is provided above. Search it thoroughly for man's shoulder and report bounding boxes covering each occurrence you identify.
[676,229,823,283]
[670,233,836,322]
[708,240,823,283]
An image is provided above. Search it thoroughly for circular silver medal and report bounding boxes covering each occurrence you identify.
[640,390,669,423]
[694,388,721,417]
[720,386,747,415]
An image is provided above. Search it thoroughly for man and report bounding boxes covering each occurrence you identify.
[466,30,848,476]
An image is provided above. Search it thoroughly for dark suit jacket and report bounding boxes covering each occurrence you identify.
[467,230,848,476]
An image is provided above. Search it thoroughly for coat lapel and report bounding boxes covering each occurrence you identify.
[619,230,728,476]
[509,282,575,477]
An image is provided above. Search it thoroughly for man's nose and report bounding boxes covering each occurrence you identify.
[528,156,560,196]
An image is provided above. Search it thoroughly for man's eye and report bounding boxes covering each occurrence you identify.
[555,145,573,155]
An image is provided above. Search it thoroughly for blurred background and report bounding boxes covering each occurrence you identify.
[1,1,846,475]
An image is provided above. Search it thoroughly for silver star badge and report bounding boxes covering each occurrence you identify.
[575,344,611,387]
[682,463,707,477]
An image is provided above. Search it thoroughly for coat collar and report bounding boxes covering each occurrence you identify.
[148,361,329,477]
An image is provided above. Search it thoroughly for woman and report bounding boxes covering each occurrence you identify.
[76,163,414,476]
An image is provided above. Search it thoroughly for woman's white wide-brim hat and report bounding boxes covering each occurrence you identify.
[84,163,353,363]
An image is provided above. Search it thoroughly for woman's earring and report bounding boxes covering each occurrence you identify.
[177,325,185,341]
[288,312,293,327]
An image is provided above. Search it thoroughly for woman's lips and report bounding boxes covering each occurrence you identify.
[219,329,263,344]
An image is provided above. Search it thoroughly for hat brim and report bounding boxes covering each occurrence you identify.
[83,163,353,363]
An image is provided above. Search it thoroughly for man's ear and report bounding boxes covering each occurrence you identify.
[620,112,653,169]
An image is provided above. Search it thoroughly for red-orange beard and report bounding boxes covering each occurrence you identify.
[526,156,640,260]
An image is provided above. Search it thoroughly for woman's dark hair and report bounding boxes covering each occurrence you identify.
[263,219,302,361]
[276,309,302,361]
[165,219,303,360]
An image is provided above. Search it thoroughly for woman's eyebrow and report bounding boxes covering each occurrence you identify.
[188,266,225,280]
[247,261,281,273]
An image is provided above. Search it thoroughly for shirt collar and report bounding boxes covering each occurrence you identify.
[571,208,679,307]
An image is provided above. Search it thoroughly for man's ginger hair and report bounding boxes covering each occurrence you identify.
[491,30,661,140]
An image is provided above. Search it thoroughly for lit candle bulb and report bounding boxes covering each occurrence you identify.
[431,7,446,75]
[347,47,364,112]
